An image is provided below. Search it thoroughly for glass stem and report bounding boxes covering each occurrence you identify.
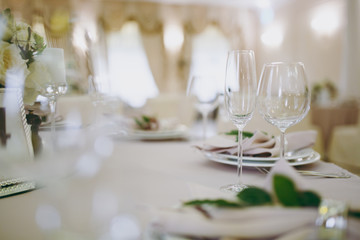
[201,111,208,141]
[280,129,286,161]
[48,97,57,148]
[237,127,243,185]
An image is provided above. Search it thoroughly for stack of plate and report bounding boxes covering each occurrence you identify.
[124,124,189,140]
[203,148,320,167]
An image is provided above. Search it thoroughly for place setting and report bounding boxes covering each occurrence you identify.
[109,114,190,141]
[197,129,321,168]
[147,144,357,240]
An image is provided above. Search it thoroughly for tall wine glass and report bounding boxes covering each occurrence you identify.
[85,29,111,127]
[220,50,257,193]
[257,62,310,163]
[186,75,219,140]
[38,48,67,143]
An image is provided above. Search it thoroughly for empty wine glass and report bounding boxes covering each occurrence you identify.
[257,62,311,162]
[220,50,257,193]
[186,75,219,140]
[85,29,111,127]
[38,48,67,142]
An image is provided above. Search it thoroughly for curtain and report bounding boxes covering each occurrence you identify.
[180,5,210,92]
[0,0,249,95]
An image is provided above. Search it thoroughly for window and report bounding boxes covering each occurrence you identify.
[189,25,230,91]
[107,22,158,108]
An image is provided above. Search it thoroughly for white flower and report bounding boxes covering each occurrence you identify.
[23,86,39,105]
[0,9,48,105]
[0,41,29,87]
[26,59,51,90]
[23,59,52,105]
[12,22,36,49]
[0,19,13,42]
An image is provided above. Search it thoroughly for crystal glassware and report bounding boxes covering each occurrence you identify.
[257,62,311,162]
[186,75,219,140]
[38,48,67,143]
[220,50,257,193]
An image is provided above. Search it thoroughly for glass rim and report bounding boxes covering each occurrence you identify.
[263,61,305,67]
[228,49,255,54]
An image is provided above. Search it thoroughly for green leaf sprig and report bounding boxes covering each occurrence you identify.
[224,130,254,142]
[134,115,159,130]
[184,174,321,208]
[184,175,360,220]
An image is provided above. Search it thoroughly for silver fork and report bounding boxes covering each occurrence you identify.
[256,167,351,178]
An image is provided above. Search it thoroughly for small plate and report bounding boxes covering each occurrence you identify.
[125,125,189,140]
[203,150,320,167]
[39,121,82,131]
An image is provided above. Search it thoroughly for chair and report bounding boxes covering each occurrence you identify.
[328,112,360,175]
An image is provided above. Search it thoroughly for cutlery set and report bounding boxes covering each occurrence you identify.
[0,177,36,198]
[256,167,351,178]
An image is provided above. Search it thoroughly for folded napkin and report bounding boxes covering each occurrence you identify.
[151,158,316,239]
[152,205,317,239]
[197,130,317,157]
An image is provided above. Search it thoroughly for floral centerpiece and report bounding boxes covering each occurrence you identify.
[311,78,338,105]
[0,8,48,105]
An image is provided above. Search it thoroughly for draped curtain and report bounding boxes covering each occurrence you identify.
[0,0,249,94]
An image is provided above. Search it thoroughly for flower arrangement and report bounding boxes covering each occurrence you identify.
[311,78,338,105]
[0,8,48,105]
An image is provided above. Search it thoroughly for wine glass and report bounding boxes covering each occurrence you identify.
[257,62,310,163]
[186,75,220,140]
[85,29,111,127]
[220,50,257,193]
[38,48,67,142]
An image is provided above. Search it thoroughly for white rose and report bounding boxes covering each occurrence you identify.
[0,41,29,87]
[12,22,36,49]
[26,59,51,91]
[23,86,39,105]
[23,60,53,105]
[0,20,13,42]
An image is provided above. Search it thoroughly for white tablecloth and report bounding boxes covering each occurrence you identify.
[0,125,360,240]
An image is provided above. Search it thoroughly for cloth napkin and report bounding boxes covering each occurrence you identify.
[196,130,317,157]
[150,154,317,239]
[151,206,317,239]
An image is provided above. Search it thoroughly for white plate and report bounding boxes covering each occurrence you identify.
[39,121,82,131]
[203,150,320,167]
[216,148,314,162]
[126,125,189,140]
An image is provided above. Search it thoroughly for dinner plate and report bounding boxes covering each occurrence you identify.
[203,150,320,167]
[39,121,82,131]
[216,147,314,162]
[125,124,189,140]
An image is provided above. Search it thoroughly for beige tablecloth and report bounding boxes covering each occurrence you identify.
[0,125,359,239]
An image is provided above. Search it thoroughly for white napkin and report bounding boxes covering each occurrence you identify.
[151,155,317,239]
[152,205,317,239]
[264,158,308,193]
[197,130,317,157]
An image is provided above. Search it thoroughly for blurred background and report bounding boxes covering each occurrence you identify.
[1,0,358,106]
[1,0,359,170]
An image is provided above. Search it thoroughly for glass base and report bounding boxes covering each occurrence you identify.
[220,183,248,193]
